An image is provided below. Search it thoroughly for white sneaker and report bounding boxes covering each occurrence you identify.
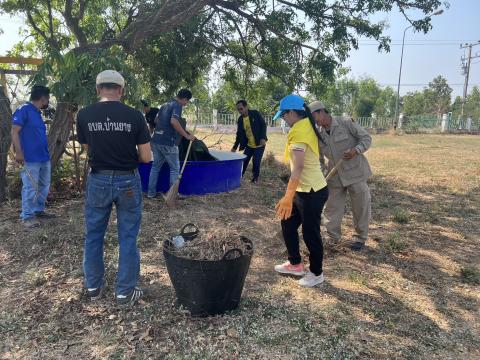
[298,271,325,287]
[274,261,305,276]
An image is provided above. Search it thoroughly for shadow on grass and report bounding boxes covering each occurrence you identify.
[0,154,479,358]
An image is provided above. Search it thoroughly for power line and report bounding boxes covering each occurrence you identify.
[357,43,464,46]
[358,39,479,42]
[379,83,480,87]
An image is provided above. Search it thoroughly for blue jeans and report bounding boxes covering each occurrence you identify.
[83,172,142,296]
[242,146,265,180]
[148,142,180,196]
[21,161,51,220]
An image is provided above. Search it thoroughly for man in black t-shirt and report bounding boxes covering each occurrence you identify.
[77,70,151,306]
[141,100,159,134]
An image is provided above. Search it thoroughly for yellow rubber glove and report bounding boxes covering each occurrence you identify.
[275,178,300,220]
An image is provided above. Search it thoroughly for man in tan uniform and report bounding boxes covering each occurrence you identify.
[308,101,372,251]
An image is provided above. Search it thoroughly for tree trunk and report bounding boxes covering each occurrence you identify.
[0,87,12,203]
[48,102,77,170]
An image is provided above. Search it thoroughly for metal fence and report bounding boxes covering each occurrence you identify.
[447,117,480,131]
[193,110,480,133]
[356,117,393,131]
[194,112,278,128]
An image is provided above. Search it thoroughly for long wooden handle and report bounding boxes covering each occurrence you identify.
[325,158,344,181]
[178,100,200,178]
[178,140,194,178]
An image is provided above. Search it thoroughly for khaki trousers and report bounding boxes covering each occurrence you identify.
[324,181,371,242]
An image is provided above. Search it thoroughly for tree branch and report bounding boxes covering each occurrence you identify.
[46,0,55,40]
[26,10,60,50]
[213,0,317,52]
[76,0,209,52]
[64,0,89,47]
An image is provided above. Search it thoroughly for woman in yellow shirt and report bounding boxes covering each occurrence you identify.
[272,94,328,287]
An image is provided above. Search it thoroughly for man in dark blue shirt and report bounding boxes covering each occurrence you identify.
[11,85,55,228]
[147,89,194,198]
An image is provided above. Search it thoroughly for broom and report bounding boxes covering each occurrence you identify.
[164,99,199,207]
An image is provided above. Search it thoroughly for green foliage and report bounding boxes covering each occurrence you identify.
[403,91,427,117]
[348,272,368,286]
[212,74,290,115]
[32,48,139,105]
[0,0,445,98]
[451,96,463,119]
[51,158,76,189]
[374,86,396,117]
[402,75,452,119]
[355,97,376,117]
[465,86,480,119]
[392,208,410,224]
[423,75,452,117]
[385,231,409,253]
[312,76,395,117]
[133,18,214,101]
[460,266,480,285]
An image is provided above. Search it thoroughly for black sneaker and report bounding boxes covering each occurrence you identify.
[22,218,41,229]
[251,178,258,184]
[87,287,103,301]
[350,241,365,252]
[35,211,58,219]
[116,287,144,306]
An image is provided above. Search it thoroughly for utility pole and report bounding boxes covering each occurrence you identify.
[460,41,480,118]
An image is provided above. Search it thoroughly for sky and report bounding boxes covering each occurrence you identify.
[0,1,479,98]
[343,1,480,97]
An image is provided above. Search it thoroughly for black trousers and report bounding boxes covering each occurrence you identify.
[281,187,329,276]
[242,145,265,180]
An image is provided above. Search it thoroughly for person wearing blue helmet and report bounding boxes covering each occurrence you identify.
[273,94,329,287]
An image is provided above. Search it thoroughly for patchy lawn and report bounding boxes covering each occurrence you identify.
[0,133,479,359]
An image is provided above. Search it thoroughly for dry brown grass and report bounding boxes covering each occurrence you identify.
[0,133,479,359]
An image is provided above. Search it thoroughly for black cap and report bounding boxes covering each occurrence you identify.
[141,100,149,107]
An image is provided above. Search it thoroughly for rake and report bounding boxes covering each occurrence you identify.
[325,158,344,181]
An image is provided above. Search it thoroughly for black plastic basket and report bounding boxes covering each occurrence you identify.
[163,236,253,317]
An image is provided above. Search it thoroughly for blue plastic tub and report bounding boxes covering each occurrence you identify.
[138,150,246,195]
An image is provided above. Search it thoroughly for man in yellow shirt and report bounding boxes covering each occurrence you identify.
[231,100,268,183]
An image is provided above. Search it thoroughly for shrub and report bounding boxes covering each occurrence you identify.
[460,266,480,285]
[393,208,410,224]
[385,231,408,253]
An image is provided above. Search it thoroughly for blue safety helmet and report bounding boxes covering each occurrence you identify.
[273,94,306,120]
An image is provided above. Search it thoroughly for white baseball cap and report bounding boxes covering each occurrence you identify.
[308,101,327,112]
[96,70,125,87]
